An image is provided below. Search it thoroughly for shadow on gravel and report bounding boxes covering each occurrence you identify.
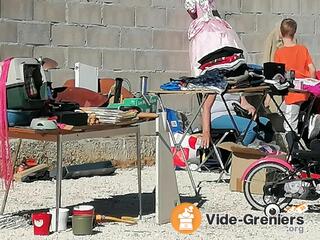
[11,191,207,220]
[70,192,156,217]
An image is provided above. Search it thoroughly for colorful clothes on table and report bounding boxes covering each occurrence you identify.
[199,54,241,70]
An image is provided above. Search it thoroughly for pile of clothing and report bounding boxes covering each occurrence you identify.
[198,46,247,77]
[161,47,266,93]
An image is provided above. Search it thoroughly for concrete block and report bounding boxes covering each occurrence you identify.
[52,24,86,46]
[135,50,165,71]
[103,5,134,27]
[226,14,256,33]
[119,0,151,7]
[68,48,101,68]
[316,17,320,35]
[136,7,166,28]
[87,26,120,48]
[121,28,152,49]
[241,0,271,13]
[248,53,264,65]
[153,30,185,50]
[313,54,320,70]
[272,0,300,14]
[0,44,33,60]
[216,0,240,13]
[18,23,50,45]
[0,21,17,42]
[147,71,189,90]
[68,2,102,25]
[301,0,319,15]
[161,95,193,113]
[152,0,184,8]
[1,0,33,20]
[164,51,189,71]
[256,14,282,34]
[47,68,75,88]
[34,0,66,22]
[33,47,67,68]
[98,71,143,92]
[296,35,319,56]
[293,16,316,35]
[102,49,134,71]
[182,33,189,51]
[167,8,191,30]
[242,33,268,53]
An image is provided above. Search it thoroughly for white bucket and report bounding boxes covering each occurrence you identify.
[49,208,69,232]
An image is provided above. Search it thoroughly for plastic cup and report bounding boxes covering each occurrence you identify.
[73,205,95,216]
[72,215,94,235]
[32,212,52,235]
[49,208,69,232]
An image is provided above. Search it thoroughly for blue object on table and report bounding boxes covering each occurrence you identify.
[248,64,263,75]
[7,109,40,127]
[166,108,183,133]
[160,81,181,91]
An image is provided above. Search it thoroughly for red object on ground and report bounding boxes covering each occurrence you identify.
[171,147,189,168]
[32,212,52,235]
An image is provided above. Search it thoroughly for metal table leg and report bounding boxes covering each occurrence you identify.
[55,134,63,232]
[136,127,142,219]
[156,94,207,196]
[0,139,22,215]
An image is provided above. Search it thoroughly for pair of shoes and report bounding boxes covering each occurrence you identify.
[308,114,320,139]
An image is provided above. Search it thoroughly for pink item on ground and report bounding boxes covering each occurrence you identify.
[0,58,13,190]
[185,0,247,76]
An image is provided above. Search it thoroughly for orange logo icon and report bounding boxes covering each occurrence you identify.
[170,202,201,234]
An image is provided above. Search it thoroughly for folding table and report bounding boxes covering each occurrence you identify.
[151,86,270,224]
[3,122,142,232]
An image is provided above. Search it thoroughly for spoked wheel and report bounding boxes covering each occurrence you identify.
[243,163,293,211]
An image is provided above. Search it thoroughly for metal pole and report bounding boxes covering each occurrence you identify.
[136,127,142,219]
[55,134,63,232]
[0,139,22,215]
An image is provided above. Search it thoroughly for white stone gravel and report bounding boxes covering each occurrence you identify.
[0,166,320,240]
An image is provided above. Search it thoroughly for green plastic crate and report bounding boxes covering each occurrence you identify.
[107,95,158,113]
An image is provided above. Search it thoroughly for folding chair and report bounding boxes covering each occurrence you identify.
[193,93,238,181]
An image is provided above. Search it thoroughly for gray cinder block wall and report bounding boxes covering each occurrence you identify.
[2,0,320,165]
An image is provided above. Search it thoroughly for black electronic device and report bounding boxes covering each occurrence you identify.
[263,62,285,79]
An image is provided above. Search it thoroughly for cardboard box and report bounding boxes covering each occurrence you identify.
[218,142,266,193]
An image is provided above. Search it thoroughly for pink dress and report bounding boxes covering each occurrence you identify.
[185,0,246,76]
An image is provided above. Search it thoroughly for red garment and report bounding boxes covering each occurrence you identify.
[199,54,240,70]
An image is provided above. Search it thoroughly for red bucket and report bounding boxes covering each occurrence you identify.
[32,212,52,235]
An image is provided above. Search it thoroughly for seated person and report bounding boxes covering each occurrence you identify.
[274,18,316,147]
[201,94,273,148]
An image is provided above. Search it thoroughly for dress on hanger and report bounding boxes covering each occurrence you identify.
[185,0,246,76]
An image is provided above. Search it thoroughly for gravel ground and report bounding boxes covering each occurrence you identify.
[0,166,319,240]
